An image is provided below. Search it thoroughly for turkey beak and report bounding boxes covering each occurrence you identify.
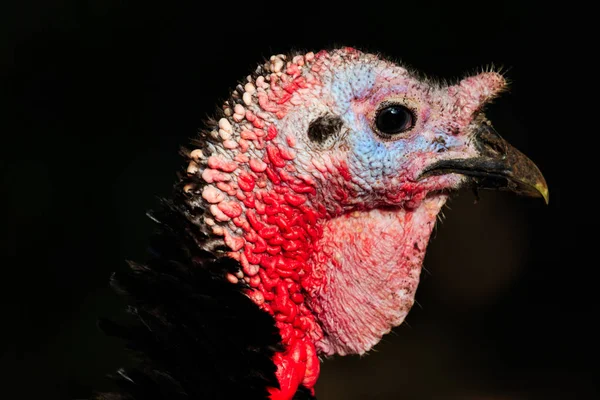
[420,122,549,204]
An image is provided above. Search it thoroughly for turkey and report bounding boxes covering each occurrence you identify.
[93,47,548,400]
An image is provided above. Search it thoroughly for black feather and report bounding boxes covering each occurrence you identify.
[92,197,316,399]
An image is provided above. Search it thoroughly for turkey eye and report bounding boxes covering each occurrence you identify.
[375,104,415,136]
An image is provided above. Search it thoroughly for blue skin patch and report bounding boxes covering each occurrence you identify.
[328,63,377,118]
[326,62,440,195]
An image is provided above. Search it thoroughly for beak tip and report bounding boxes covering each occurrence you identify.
[534,182,550,205]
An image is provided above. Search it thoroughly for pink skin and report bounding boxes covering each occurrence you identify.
[310,199,447,356]
[183,48,507,400]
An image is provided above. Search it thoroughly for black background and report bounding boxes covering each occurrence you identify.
[2,1,596,399]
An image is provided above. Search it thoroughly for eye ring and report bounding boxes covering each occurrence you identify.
[373,102,416,138]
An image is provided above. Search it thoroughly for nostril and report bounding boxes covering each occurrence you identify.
[474,124,507,157]
[487,139,507,157]
[432,136,448,153]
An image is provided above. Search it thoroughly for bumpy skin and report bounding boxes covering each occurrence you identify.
[96,48,511,400]
[179,48,506,399]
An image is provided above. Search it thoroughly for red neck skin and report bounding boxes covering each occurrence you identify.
[308,199,446,357]
[224,191,445,400]
[226,173,326,400]
[228,193,445,400]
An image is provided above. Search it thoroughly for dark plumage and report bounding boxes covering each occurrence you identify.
[92,199,315,400]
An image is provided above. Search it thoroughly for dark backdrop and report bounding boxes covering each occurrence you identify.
[1,1,596,399]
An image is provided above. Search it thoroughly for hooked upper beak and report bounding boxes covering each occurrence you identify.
[419,122,549,204]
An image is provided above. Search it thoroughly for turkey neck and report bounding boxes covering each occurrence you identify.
[307,194,447,356]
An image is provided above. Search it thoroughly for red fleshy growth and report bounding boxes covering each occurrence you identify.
[267,339,311,400]
[265,167,282,185]
[338,160,352,182]
[232,147,325,398]
[237,189,324,396]
[258,92,279,113]
[252,117,265,129]
[237,171,256,192]
[267,146,286,168]
[266,124,278,141]
[223,230,245,251]
[208,156,238,172]
[284,193,307,207]
[217,201,243,218]
[241,129,258,140]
